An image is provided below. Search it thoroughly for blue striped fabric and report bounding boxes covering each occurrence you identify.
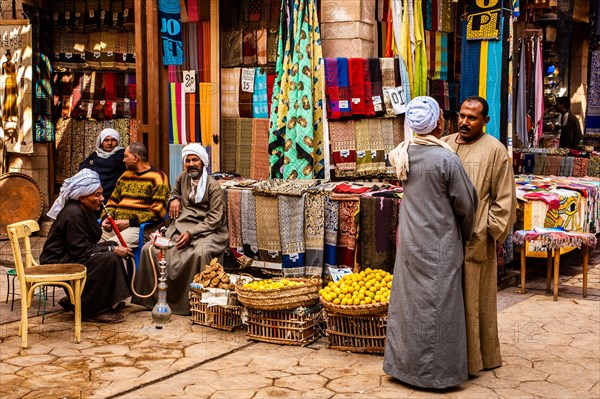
[486,18,504,140]
[459,20,481,103]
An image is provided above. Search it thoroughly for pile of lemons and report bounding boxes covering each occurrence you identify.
[243,279,305,290]
[320,268,393,305]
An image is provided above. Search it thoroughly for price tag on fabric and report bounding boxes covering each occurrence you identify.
[183,71,196,93]
[339,100,349,109]
[372,95,383,112]
[241,68,255,93]
[388,87,406,114]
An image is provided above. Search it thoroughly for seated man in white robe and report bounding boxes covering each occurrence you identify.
[132,144,229,315]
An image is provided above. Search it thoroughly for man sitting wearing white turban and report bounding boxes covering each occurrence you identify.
[383,96,479,389]
[79,128,126,203]
[132,143,229,315]
[41,169,132,323]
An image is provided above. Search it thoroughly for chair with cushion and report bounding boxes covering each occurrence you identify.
[7,220,87,348]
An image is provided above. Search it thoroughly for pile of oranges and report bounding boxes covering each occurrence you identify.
[320,268,393,306]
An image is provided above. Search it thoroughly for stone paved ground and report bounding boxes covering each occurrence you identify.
[0,239,599,398]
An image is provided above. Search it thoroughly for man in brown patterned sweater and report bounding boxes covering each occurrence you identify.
[101,142,170,249]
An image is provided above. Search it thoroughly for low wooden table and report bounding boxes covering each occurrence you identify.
[513,230,597,301]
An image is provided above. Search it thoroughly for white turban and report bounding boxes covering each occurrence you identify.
[47,169,102,219]
[95,128,124,158]
[181,143,210,204]
[405,96,441,135]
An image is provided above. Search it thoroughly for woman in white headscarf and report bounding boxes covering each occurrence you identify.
[132,143,228,315]
[41,169,132,323]
[79,128,126,202]
[383,96,478,389]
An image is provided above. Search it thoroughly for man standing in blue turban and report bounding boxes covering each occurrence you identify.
[384,96,478,388]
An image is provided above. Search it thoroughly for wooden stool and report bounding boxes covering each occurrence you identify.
[515,230,595,301]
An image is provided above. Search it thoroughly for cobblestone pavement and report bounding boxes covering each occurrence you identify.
[0,242,599,398]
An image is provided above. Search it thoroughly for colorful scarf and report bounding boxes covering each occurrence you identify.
[227,188,244,250]
[586,51,600,136]
[369,58,385,116]
[348,58,367,115]
[355,119,373,176]
[255,194,282,268]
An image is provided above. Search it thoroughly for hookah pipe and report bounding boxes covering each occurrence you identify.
[101,203,158,298]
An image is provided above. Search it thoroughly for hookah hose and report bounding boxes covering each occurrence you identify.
[101,203,158,298]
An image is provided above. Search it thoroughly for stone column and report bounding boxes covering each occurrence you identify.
[320,0,376,58]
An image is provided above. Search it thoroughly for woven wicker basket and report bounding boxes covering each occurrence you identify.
[319,297,389,316]
[235,276,322,311]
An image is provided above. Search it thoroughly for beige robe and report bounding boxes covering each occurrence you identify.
[443,133,517,373]
[132,174,228,315]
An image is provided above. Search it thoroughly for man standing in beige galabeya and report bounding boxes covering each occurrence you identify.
[443,96,517,374]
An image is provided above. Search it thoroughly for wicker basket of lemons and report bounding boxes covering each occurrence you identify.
[235,275,322,311]
[320,268,392,316]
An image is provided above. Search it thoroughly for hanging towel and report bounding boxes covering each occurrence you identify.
[221,68,240,117]
[253,69,269,118]
[348,58,367,115]
[337,58,352,117]
[369,58,385,116]
[324,58,341,120]
[362,59,376,116]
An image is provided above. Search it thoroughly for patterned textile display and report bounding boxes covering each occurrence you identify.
[360,194,399,273]
[513,228,597,250]
[304,190,325,276]
[236,118,253,177]
[329,120,356,177]
[54,117,131,183]
[239,70,254,118]
[369,118,386,175]
[354,119,372,176]
[255,194,282,268]
[268,0,324,179]
[279,194,306,276]
[221,118,238,172]
[158,0,185,65]
[227,188,244,250]
[465,0,501,40]
[559,157,574,177]
[1,24,33,153]
[533,154,546,175]
[257,28,267,65]
[250,118,271,179]
[572,158,589,177]
[382,119,396,175]
[332,195,360,271]
[240,188,259,260]
[586,51,600,135]
[522,153,535,174]
[545,156,562,176]
[220,30,243,67]
[323,195,339,267]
